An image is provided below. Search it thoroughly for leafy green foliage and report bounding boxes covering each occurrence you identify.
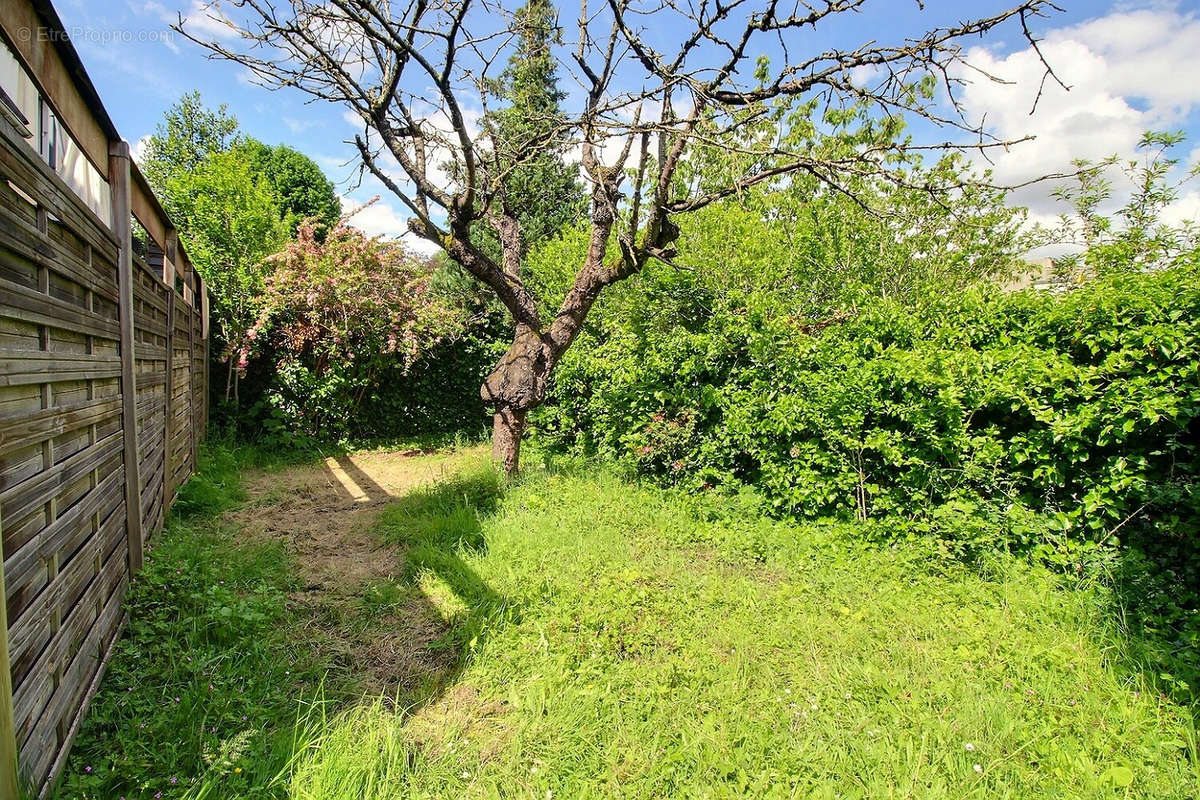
[673,99,1029,316]
[140,93,339,237]
[538,262,1199,544]
[137,93,344,417]
[139,91,239,212]
[341,312,510,442]
[171,149,291,356]
[535,250,1200,693]
[240,140,341,235]
[238,215,464,443]
[1040,131,1200,279]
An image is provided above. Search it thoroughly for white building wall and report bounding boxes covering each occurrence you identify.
[0,41,111,224]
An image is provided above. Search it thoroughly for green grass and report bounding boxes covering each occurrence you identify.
[292,466,1198,799]
[56,449,1199,799]
[56,443,325,800]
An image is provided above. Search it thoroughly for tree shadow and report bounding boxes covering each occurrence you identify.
[319,454,400,504]
[52,449,517,800]
[299,462,518,716]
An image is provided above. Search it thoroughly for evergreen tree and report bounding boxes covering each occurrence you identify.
[485,0,582,251]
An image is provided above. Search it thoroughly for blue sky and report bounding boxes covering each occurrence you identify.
[52,0,1200,241]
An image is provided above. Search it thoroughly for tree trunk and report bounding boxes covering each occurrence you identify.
[492,406,527,476]
[482,325,552,476]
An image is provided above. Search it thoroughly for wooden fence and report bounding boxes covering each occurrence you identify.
[0,5,209,791]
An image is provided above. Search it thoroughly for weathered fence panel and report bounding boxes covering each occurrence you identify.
[0,113,131,788]
[133,257,170,538]
[0,2,210,792]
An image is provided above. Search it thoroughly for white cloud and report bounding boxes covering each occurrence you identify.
[1163,189,1200,227]
[235,67,261,87]
[123,2,181,54]
[340,196,440,255]
[130,134,152,165]
[283,117,320,135]
[958,4,1200,222]
[177,0,236,41]
[131,0,171,22]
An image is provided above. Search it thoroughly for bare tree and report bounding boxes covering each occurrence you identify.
[178,0,1063,474]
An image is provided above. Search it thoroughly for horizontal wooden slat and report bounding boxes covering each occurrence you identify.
[9,496,124,706]
[0,209,118,303]
[3,467,123,610]
[132,344,167,361]
[0,351,122,390]
[0,395,122,456]
[0,276,120,340]
[14,522,125,746]
[132,282,168,315]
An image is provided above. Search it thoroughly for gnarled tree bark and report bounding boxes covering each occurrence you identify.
[481,324,550,472]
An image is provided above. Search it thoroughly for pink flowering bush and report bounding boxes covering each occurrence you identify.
[238,209,461,440]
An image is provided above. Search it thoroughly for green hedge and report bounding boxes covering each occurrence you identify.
[536,266,1200,568]
[217,313,507,447]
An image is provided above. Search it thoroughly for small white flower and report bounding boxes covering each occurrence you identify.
[964,742,976,752]
[973,764,983,774]
[461,771,470,779]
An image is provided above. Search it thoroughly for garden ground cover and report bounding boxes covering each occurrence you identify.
[57,445,1199,799]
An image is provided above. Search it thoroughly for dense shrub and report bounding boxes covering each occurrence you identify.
[535,261,1200,691]
[231,218,491,444]
[536,265,1200,564]
[345,312,509,440]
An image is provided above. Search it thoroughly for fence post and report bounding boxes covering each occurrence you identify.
[0,518,18,800]
[195,273,208,441]
[164,228,178,270]
[187,281,197,471]
[109,141,144,574]
[163,289,175,506]
[163,228,178,511]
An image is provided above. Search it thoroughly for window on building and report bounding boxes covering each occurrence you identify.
[1,37,111,222]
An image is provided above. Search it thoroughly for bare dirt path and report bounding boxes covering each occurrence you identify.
[225,445,489,697]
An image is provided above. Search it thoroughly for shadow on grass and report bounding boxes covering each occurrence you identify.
[1103,543,1200,715]
[53,446,516,800]
[281,459,514,706]
[382,465,517,667]
[264,467,518,796]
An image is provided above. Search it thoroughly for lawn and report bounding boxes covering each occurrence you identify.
[58,445,1198,799]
